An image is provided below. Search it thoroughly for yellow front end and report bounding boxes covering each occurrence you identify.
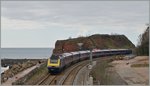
[47,58,60,67]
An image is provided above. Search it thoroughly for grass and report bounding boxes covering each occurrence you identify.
[90,58,113,85]
[12,63,48,85]
[138,58,148,61]
[24,63,48,85]
[90,57,128,85]
[131,63,149,67]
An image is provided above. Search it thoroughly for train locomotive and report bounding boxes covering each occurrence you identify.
[47,49,132,74]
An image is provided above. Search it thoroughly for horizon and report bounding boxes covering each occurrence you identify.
[1,33,137,48]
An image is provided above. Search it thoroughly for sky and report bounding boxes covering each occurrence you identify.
[1,1,149,48]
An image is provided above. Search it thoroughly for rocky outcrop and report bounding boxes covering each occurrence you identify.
[53,34,135,54]
[1,60,45,83]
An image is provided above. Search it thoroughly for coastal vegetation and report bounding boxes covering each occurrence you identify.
[24,63,48,85]
[136,26,149,56]
[131,63,149,67]
[90,57,126,85]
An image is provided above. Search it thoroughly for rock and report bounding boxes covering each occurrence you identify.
[53,34,135,54]
[1,60,38,83]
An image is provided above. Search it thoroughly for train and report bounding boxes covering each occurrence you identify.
[47,49,132,74]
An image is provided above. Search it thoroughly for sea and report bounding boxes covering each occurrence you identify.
[0,48,53,59]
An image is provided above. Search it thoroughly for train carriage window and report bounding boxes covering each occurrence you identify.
[50,55,59,63]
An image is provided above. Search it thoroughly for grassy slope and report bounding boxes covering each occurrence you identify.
[24,63,48,85]
[90,57,127,85]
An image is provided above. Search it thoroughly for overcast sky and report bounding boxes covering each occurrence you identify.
[1,1,149,48]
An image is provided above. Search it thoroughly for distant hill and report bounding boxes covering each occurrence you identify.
[53,34,135,54]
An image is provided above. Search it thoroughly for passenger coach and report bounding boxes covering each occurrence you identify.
[47,49,132,74]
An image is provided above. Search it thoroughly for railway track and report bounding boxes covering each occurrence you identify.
[37,57,110,85]
[36,73,50,85]
[47,75,57,85]
[36,60,88,85]
[36,73,57,85]
[59,57,109,85]
[58,61,88,85]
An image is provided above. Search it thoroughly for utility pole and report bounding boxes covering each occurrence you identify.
[89,45,95,65]
[87,46,94,85]
[90,49,93,65]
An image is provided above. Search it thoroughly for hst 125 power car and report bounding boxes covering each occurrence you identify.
[47,49,132,74]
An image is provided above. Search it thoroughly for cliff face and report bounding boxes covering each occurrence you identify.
[53,34,135,54]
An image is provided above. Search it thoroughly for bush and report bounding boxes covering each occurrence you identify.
[131,63,149,67]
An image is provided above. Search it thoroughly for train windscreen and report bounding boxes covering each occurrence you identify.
[50,55,59,63]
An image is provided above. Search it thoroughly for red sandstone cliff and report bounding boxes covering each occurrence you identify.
[53,34,135,54]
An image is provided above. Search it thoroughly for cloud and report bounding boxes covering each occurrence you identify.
[76,26,90,37]
[2,1,148,30]
[1,16,88,31]
[2,17,45,30]
[1,1,149,47]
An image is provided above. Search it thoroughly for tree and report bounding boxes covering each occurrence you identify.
[136,26,149,56]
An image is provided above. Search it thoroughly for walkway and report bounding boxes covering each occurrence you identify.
[112,56,149,85]
[2,64,40,85]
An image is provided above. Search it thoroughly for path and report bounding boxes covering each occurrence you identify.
[2,64,40,85]
[112,56,149,85]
